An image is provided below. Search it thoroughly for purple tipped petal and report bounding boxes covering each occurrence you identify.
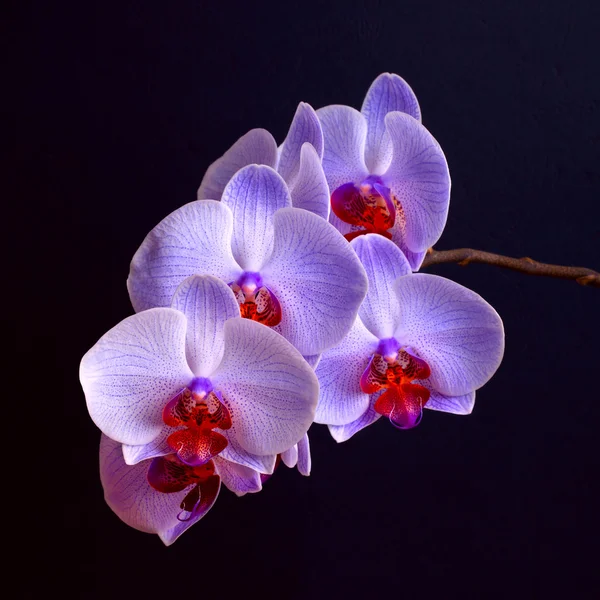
[213,317,318,455]
[171,275,240,377]
[361,73,421,173]
[100,435,219,546]
[393,274,504,396]
[278,103,324,184]
[328,397,381,443]
[122,424,171,465]
[383,112,450,252]
[317,105,369,192]
[296,433,311,476]
[197,128,278,200]
[214,456,262,496]
[314,317,378,426]
[263,207,368,355]
[351,234,412,339]
[80,309,193,446]
[127,200,241,312]
[288,143,330,220]
[221,165,292,271]
[281,444,298,469]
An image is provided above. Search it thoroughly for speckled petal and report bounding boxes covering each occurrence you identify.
[213,317,318,455]
[221,165,292,271]
[315,317,378,426]
[393,273,504,396]
[80,309,193,446]
[361,73,421,173]
[197,128,278,200]
[171,275,240,377]
[317,105,369,192]
[127,200,241,312]
[383,112,450,252]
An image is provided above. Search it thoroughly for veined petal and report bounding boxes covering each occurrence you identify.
[221,165,292,271]
[316,105,369,192]
[214,456,262,496]
[281,444,298,469]
[296,433,311,476]
[262,207,368,355]
[351,234,412,339]
[171,275,240,377]
[314,317,378,426]
[328,397,381,443]
[213,318,318,455]
[390,226,427,271]
[383,112,450,252]
[303,354,321,370]
[80,309,193,446]
[197,128,278,200]
[393,274,504,396]
[127,200,241,312]
[219,432,277,474]
[100,435,219,546]
[362,73,421,173]
[288,143,330,220]
[278,103,324,184]
[421,380,476,415]
[122,423,171,465]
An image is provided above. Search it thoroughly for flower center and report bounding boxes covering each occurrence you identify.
[147,454,220,522]
[162,377,232,467]
[331,176,399,241]
[360,338,431,429]
[230,271,282,326]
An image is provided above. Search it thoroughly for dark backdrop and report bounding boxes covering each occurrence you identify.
[12,1,599,598]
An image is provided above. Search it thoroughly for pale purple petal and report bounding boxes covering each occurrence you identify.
[288,143,330,220]
[197,128,278,201]
[219,432,277,474]
[214,456,262,496]
[362,73,421,174]
[281,444,298,469]
[171,275,240,377]
[303,354,321,370]
[390,227,428,271]
[317,105,369,192]
[393,274,504,396]
[127,200,241,312]
[314,317,378,425]
[328,397,381,443]
[262,207,368,355]
[122,423,171,465]
[420,378,476,415]
[351,234,412,339]
[383,112,450,252]
[100,435,218,546]
[328,210,356,237]
[213,317,318,455]
[80,309,193,446]
[221,165,292,271]
[296,433,311,476]
[278,103,324,184]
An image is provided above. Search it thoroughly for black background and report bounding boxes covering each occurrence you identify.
[11,1,599,598]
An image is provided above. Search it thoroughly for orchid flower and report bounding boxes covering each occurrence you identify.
[80,275,318,544]
[128,164,368,357]
[198,102,330,220]
[317,73,451,270]
[314,235,504,442]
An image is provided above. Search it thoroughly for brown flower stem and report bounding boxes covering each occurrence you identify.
[421,248,600,288]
